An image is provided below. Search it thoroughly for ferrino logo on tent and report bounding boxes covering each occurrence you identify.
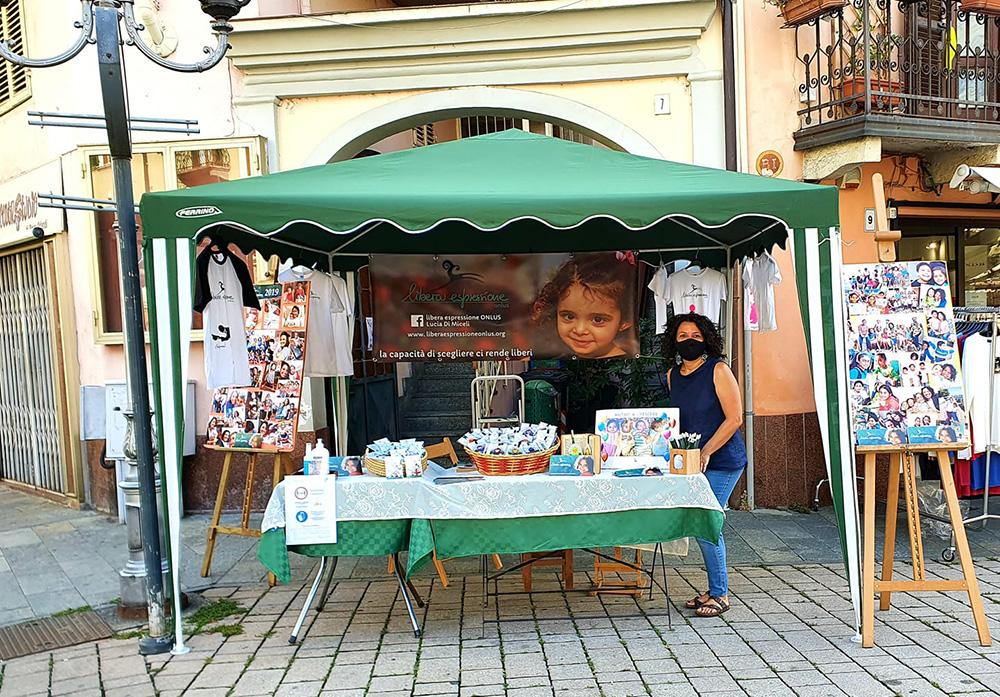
[175,206,222,219]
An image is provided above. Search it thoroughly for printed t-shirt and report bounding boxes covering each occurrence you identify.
[664,267,728,323]
[744,252,782,332]
[202,255,253,390]
[278,268,355,377]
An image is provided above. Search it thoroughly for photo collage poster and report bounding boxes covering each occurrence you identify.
[206,282,310,452]
[843,262,968,448]
[595,408,680,469]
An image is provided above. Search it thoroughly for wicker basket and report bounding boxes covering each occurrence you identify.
[464,446,558,476]
[363,449,428,478]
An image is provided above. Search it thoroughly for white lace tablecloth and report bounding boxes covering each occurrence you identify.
[261,469,722,532]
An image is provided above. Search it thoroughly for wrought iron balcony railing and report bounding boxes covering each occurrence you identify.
[794,0,1000,147]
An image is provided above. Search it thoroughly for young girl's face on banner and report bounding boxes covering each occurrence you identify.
[556,285,628,359]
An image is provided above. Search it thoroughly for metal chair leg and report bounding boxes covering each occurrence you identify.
[391,552,422,637]
[659,544,671,631]
[290,557,327,644]
[317,556,338,612]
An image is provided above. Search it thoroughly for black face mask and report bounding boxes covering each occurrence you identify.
[676,339,706,362]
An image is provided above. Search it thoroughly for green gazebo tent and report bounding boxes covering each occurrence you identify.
[138,130,855,650]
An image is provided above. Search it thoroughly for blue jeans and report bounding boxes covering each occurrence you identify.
[696,468,743,598]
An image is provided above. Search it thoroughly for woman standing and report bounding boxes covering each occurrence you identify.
[664,312,747,617]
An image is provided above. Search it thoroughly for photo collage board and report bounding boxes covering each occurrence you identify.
[595,408,680,469]
[206,282,310,452]
[843,262,968,448]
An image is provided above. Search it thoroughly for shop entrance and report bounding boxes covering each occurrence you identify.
[0,244,67,495]
[894,205,1000,306]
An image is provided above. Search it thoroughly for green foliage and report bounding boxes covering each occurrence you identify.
[51,605,92,618]
[565,317,669,408]
[188,599,245,631]
[206,623,245,638]
[113,629,146,641]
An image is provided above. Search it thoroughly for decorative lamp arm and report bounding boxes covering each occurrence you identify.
[121,1,232,73]
[0,0,95,68]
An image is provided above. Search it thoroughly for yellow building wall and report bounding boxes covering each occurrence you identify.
[274,77,696,171]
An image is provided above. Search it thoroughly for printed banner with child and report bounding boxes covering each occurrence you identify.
[371,253,640,361]
[843,262,968,447]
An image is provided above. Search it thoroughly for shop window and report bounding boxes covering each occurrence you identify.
[0,0,30,115]
[898,218,1000,306]
[85,138,265,342]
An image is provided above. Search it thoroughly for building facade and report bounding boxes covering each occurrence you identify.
[6,0,990,513]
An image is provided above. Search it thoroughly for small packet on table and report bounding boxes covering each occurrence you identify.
[404,454,423,478]
[384,455,405,478]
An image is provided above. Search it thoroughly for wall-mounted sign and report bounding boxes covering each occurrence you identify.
[0,160,65,248]
[755,151,783,178]
[864,208,877,232]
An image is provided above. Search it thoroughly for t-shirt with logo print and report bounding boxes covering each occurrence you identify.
[664,267,728,324]
[203,254,253,390]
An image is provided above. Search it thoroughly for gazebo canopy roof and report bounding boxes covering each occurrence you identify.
[139,130,839,267]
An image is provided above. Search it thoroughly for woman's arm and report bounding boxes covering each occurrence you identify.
[701,362,744,466]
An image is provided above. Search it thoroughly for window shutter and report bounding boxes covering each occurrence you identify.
[413,123,436,147]
[905,0,947,116]
[0,1,28,109]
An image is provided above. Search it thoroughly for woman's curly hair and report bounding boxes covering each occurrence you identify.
[531,253,636,330]
[661,312,725,364]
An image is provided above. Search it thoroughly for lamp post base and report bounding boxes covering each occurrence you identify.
[138,634,173,656]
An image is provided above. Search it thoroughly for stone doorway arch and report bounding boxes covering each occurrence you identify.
[302,86,665,165]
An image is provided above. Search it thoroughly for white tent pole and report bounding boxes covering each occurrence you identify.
[150,238,193,655]
[827,226,863,639]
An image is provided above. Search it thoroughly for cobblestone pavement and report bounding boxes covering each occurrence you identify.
[6,556,1000,696]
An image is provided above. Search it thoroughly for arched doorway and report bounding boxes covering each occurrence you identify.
[302,86,664,165]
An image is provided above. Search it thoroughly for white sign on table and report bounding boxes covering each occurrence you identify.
[284,475,338,545]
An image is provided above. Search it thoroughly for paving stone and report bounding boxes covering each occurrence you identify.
[505,652,549,678]
[325,662,373,689]
[507,688,555,697]
[284,656,334,683]
[373,650,417,676]
[231,668,286,695]
[460,667,505,686]
[273,680,325,696]
[189,662,245,690]
[645,683,699,697]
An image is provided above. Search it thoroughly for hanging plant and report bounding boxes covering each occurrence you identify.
[958,0,1000,16]
[764,0,847,26]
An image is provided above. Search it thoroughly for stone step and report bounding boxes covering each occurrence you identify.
[416,362,476,377]
[400,411,472,437]
[403,393,472,413]
[408,376,473,395]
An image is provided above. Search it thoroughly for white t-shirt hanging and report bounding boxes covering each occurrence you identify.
[203,255,253,390]
[746,252,782,332]
[664,266,728,324]
[648,266,671,334]
[742,261,758,332]
[962,333,1000,456]
[279,267,355,377]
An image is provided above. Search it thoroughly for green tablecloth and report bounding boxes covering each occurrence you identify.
[258,508,723,584]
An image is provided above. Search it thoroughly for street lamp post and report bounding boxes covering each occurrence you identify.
[0,0,250,655]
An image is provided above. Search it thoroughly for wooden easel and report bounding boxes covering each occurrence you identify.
[860,446,990,647]
[201,448,290,581]
[859,174,990,647]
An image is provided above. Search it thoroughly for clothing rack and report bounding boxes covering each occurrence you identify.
[941,306,1000,560]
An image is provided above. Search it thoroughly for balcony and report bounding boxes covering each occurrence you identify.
[793,0,1000,152]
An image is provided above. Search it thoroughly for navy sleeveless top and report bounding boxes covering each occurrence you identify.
[669,358,747,471]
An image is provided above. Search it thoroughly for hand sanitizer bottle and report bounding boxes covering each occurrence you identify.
[304,442,313,475]
[311,438,330,476]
